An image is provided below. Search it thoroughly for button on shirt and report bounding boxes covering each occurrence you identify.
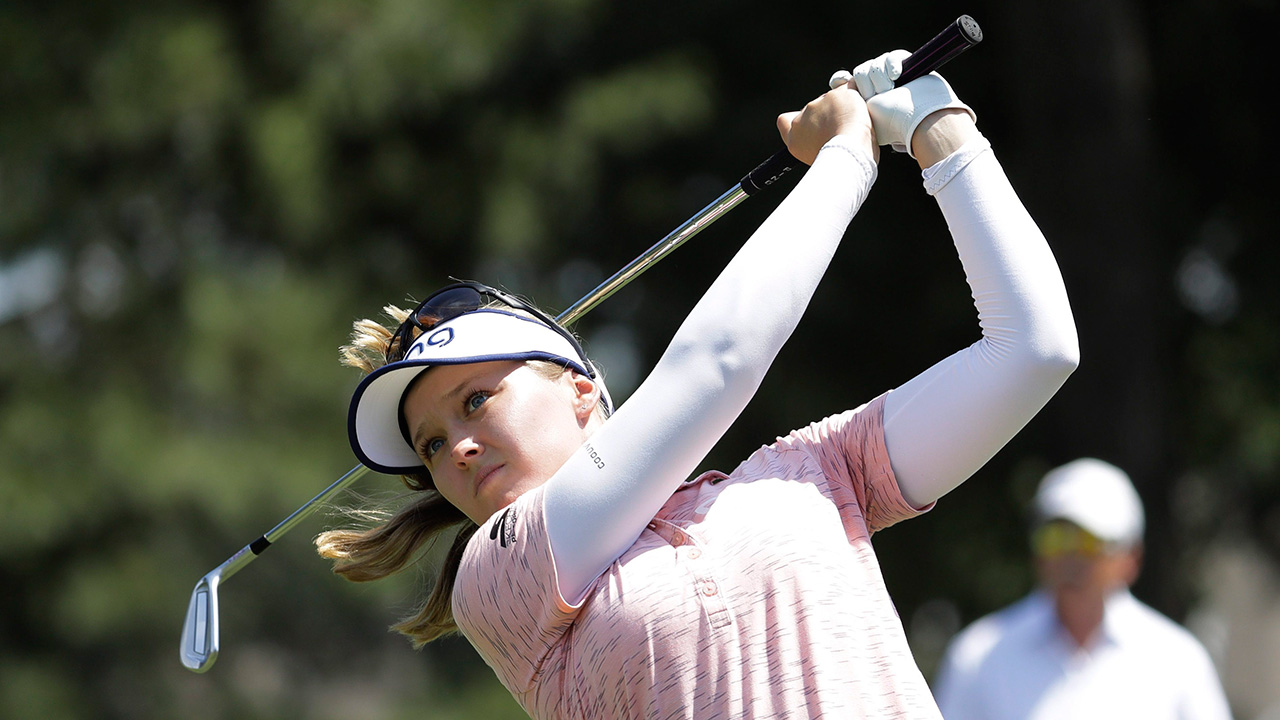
[453,396,943,719]
[933,590,1232,720]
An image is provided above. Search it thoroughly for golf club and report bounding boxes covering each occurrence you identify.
[180,14,983,673]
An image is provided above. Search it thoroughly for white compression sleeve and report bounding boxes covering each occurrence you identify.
[544,137,878,604]
[883,135,1078,509]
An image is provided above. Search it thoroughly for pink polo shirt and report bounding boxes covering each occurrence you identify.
[453,395,942,719]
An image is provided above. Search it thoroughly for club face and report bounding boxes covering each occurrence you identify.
[180,573,219,672]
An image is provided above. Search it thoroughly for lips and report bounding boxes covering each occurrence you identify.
[474,464,504,495]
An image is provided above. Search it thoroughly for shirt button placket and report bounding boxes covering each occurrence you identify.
[680,535,730,628]
[648,519,730,627]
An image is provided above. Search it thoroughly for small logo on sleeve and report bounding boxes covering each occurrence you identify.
[489,507,516,548]
[584,443,605,470]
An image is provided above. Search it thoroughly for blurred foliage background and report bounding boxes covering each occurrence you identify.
[1,0,1275,718]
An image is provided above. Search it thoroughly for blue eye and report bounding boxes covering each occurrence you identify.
[465,391,489,412]
[419,437,444,460]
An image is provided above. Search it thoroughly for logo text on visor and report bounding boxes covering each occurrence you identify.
[405,328,454,359]
[428,328,454,347]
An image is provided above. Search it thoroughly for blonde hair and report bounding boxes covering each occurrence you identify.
[316,302,602,646]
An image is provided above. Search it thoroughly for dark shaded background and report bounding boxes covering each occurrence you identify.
[2,1,1274,717]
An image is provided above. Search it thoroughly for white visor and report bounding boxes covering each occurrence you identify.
[347,309,608,475]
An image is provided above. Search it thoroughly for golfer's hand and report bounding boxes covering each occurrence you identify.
[837,49,976,166]
[776,81,877,166]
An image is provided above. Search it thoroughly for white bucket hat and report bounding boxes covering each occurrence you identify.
[1034,458,1145,546]
[347,308,611,475]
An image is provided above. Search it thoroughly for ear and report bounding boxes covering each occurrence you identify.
[568,370,602,425]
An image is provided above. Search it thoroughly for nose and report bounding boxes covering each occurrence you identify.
[452,436,482,468]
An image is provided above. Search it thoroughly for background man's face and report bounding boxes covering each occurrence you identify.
[1033,520,1140,599]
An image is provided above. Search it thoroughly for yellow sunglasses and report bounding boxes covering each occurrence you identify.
[1031,521,1110,558]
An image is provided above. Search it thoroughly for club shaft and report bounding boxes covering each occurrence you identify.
[556,185,749,326]
[262,464,371,546]
[209,544,257,586]
[200,465,373,590]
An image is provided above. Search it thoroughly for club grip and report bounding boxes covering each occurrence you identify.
[898,14,982,85]
[739,14,983,195]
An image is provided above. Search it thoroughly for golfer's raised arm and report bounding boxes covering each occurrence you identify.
[858,67,1078,507]
[824,52,1078,509]
[544,84,879,604]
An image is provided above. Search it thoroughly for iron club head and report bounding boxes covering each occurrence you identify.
[177,469,367,673]
[180,572,221,672]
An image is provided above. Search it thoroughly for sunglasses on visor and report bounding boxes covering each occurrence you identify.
[385,282,594,375]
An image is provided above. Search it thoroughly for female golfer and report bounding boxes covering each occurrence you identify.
[319,51,1078,719]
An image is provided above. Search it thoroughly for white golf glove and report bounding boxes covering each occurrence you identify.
[828,50,975,159]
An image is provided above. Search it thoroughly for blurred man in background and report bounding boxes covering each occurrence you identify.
[933,458,1232,719]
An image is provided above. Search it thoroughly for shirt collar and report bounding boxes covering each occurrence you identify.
[1027,587,1139,649]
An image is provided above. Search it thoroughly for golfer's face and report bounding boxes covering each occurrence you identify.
[401,361,592,524]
